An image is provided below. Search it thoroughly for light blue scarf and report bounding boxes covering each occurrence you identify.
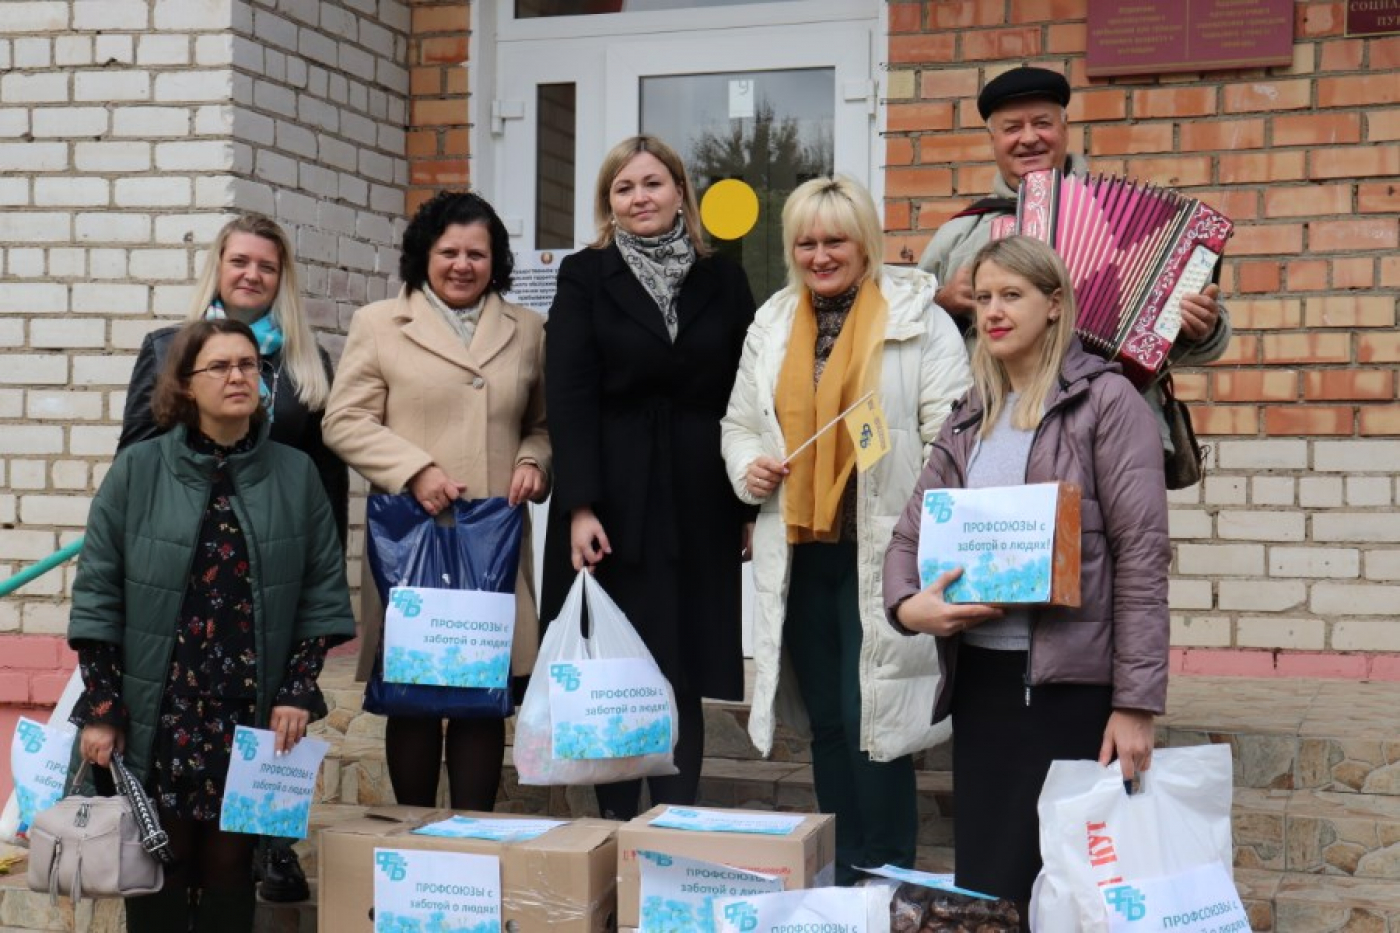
[205,301,283,420]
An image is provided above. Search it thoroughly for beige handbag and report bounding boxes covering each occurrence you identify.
[27,753,168,904]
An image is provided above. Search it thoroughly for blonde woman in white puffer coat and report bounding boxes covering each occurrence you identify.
[721,175,971,884]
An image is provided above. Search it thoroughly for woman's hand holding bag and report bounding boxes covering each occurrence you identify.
[514,571,679,786]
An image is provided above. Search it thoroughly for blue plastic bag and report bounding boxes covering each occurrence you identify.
[363,494,522,719]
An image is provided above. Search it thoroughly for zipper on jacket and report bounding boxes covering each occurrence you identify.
[1019,393,1063,709]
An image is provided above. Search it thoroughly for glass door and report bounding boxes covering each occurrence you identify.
[484,16,876,295]
[478,2,879,652]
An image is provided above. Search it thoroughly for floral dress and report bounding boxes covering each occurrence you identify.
[73,430,329,820]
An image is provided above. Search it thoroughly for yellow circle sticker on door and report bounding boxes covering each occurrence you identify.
[700,179,760,240]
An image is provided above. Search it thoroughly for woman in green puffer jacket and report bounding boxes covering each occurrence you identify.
[67,319,355,933]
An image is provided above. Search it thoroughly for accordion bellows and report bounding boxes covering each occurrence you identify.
[995,169,1234,386]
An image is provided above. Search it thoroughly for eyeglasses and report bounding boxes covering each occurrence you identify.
[186,359,264,380]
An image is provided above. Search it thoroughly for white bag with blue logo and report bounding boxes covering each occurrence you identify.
[1029,743,1248,932]
[515,570,678,785]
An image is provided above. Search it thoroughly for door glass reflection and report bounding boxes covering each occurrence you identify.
[642,68,835,301]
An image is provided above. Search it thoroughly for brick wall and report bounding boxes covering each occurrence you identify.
[884,0,1400,670]
[406,1,470,215]
[0,1,410,699]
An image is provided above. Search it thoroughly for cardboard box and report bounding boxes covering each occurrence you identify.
[319,806,619,932]
[615,806,836,929]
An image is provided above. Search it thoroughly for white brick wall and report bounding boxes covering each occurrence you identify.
[0,0,408,636]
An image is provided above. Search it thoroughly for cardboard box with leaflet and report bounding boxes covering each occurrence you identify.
[318,805,619,932]
[615,806,835,929]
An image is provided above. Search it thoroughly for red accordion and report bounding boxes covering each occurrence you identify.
[991,169,1233,386]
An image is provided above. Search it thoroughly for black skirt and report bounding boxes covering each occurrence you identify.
[951,644,1112,903]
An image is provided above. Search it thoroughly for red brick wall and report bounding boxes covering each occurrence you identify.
[407,0,472,215]
[884,0,1400,441]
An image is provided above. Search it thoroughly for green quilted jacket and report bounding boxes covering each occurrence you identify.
[68,423,355,785]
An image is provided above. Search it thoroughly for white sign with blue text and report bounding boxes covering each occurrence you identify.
[372,848,501,933]
[918,484,1060,603]
[547,658,673,759]
[219,726,328,839]
[638,849,783,933]
[713,886,888,933]
[10,717,75,836]
[383,586,515,688]
[1101,861,1248,933]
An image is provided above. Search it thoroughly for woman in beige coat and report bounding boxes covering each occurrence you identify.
[324,191,550,811]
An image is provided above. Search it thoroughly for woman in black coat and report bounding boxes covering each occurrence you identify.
[541,134,756,820]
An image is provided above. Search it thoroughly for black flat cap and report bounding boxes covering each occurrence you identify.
[977,66,1071,120]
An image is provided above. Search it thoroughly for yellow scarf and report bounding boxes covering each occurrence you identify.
[776,278,888,544]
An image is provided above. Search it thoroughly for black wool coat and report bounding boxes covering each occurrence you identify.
[540,244,756,700]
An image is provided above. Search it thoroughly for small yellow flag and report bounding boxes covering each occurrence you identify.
[843,394,890,472]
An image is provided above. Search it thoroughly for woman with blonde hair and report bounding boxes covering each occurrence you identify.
[115,213,345,901]
[721,175,971,882]
[884,236,1169,923]
[540,135,756,820]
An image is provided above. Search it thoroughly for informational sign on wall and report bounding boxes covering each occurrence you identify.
[503,250,576,318]
[1086,0,1294,77]
[1345,0,1400,36]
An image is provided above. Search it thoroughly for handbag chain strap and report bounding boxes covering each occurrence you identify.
[110,753,174,865]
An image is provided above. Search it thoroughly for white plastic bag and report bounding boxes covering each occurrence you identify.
[514,571,678,785]
[1030,743,1247,932]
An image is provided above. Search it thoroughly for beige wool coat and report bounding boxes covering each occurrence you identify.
[323,287,551,681]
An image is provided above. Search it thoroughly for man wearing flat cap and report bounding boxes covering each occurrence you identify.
[919,65,1230,448]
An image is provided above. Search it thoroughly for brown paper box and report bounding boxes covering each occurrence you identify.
[318,805,619,933]
[615,806,836,929]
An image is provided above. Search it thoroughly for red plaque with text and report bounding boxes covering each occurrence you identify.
[1087,0,1294,77]
[1346,0,1400,37]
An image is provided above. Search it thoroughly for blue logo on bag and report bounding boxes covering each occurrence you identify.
[550,663,581,691]
[16,721,45,753]
[390,589,423,618]
[723,901,759,931]
[1104,884,1147,921]
[858,423,873,448]
[375,851,408,881]
[235,729,260,761]
[925,491,955,523]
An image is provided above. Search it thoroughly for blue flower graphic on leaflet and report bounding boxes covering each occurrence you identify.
[642,895,710,933]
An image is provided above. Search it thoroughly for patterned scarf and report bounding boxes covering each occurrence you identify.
[614,216,696,341]
[205,301,281,420]
[422,284,483,347]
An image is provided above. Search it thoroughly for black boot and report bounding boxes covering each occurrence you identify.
[192,886,257,933]
[252,838,310,902]
[125,884,192,933]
